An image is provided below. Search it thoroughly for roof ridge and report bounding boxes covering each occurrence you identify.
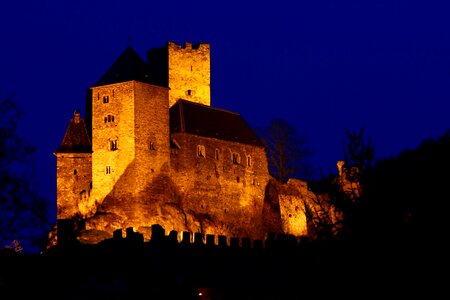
[177,99,240,116]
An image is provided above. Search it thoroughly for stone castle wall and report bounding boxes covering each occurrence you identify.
[55,153,92,219]
[170,133,270,239]
[89,81,170,208]
[90,82,136,206]
[167,42,210,107]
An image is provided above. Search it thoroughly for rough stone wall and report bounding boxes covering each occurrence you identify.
[167,42,210,107]
[278,179,313,236]
[130,81,170,193]
[170,133,270,240]
[55,153,92,219]
[89,81,170,205]
[90,82,136,210]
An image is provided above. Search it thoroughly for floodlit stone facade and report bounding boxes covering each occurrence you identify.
[54,41,313,245]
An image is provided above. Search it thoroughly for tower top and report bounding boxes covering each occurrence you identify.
[55,111,91,154]
[93,46,150,87]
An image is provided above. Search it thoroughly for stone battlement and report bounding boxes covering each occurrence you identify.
[59,224,311,255]
[167,41,209,51]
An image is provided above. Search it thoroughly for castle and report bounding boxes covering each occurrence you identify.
[54,41,315,245]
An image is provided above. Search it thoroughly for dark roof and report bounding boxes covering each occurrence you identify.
[170,100,263,147]
[94,46,150,86]
[56,113,92,153]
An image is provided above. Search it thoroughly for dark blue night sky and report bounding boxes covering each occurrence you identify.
[2,0,450,206]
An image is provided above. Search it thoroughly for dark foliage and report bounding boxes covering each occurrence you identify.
[0,97,50,253]
[359,131,450,243]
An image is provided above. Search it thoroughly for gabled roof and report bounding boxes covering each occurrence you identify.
[170,100,263,147]
[55,112,92,153]
[94,46,150,86]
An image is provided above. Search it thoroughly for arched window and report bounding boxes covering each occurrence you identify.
[247,155,252,167]
[197,145,205,157]
[232,153,240,164]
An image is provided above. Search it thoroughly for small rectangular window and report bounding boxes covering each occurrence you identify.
[106,166,111,174]
[110,140,118,151]
[103,96,109,103]
[215,148,220,160]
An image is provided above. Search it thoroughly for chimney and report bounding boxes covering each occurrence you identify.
[74,110,81,124]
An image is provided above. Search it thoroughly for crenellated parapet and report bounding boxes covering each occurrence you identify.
[95,224,310,255]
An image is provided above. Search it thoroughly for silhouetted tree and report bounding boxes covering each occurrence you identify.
[308,127,375,242]
[258,118,313,183]
[0,96,49,253]
[341,126,375,182]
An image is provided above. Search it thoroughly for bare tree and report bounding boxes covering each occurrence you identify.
[0,96,49,254]
[258,118,313,183]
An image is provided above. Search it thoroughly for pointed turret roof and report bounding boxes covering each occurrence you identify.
[170,100,263,147]
[55,110,92,153]
[94,46,150,86]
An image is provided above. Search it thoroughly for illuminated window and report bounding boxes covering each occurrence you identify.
[197,145,205,157]
[106,166,111,174]
[110,139,118,151]
[215,148,220,160]
[103,95,109,103]
[247,155,252,167]
[232,153,240,164]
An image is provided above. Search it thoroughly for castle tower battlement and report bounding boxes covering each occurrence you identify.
[147,41,211,107]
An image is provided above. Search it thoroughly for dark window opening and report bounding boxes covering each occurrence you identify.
[215,149,220,160]
[110,140,118,151]
[105,115,115,123]
[150,142,156,150]
[103,96,109,103]
[74,169,77,175]
[232,153,240,164]
[106,166,111,174]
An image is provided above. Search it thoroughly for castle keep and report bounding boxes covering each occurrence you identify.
[55,41,312,244]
